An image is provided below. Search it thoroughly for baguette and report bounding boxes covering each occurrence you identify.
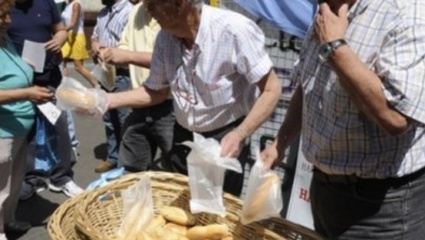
[56,88,95,109]
[242,173,280,223]
[160,206,195,226]
[164,222,188,236]
[146,215,166,233]
[186,224,230,240]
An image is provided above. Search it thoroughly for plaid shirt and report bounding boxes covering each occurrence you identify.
[144,5,273,132]
[297,0,425,178]
[91,0,133,47]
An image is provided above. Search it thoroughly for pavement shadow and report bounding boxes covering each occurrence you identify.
[93,143,107,160]
[8,194,60,239]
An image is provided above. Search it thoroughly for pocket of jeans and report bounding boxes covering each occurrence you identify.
[352,182,407,204]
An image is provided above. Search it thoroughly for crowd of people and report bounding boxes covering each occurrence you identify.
[0,0,425,239]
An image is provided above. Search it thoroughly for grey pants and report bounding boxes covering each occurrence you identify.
[311,167,425,239]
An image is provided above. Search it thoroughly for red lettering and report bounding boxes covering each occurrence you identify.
[299,188,310,202]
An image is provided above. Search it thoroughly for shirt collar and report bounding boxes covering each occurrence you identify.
[111,0,128,13]
[348,0,371,20]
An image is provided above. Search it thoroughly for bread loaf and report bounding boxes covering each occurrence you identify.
[160,206,195,226]
[136,231,154,240]
[242,173,280,222]
[146,215,166,233]
[164,222,188,236]
[56,88,95,109]
[186,224,230,240]
[149,228,189,240]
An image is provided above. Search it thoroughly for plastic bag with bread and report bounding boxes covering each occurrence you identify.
[241,150,283,225]
[55,77,109,117]
[118,176,155,240]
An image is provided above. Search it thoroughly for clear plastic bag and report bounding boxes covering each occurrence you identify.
[118,175,155,239]
[182,133,243,217]
[91,63,116,91]
[241,150,283,225]
[55,77,109,117]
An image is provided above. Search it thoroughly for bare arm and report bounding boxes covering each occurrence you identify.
[261,85,303,169]
[0,86,54,105]
[316,2,409,135]
[102,48,152,68]
[220,69,282,157]
[64,2,81,31]
[45,22,67,52]
[107,86,169,109]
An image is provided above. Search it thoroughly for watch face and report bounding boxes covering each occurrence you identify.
[318,43,332,62]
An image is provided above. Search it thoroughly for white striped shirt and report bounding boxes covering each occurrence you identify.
[91,0,133,47]
[144,5,273,132]
[297,0,425,178]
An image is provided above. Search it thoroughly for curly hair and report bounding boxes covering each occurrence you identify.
[0,0,15,17]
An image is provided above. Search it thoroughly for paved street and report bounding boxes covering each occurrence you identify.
[9,66,107,240]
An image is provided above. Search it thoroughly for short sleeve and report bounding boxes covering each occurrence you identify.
[232,19,273,84]
[378,23,425,125]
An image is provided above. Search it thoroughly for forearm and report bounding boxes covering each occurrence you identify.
[127,51,152,68]
[329,46,409,135]
[238,71,281,137]
[108,86,169,109]
[273,85,303,151]
[53,29,68,46]
[0,89,29,104]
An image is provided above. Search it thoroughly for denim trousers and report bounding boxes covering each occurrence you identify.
[310,167,425,240]
[102,74,131,165]
[118,100,175,172]
[168,118,249,197]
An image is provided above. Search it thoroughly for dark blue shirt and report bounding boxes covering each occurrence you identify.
[8,0,63,86]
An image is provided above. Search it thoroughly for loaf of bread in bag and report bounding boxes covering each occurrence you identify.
[186,224,230,240]
[242,173,280,222]
[160,206,195,226]
[56,88,95,109]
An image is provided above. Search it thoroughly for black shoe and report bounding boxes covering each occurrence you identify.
[4,221,32,233]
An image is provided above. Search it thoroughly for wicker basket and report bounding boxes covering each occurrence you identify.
[47,191,90,240]
[74,171,322,240]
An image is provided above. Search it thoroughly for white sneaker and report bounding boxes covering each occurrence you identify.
[48,180,84,198]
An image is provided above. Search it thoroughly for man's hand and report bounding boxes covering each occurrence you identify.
[260,145,282,170]
[315,2,349,44]
[103,48,130,66]
[45,38,63,53]
[220,130,244,158]
[27,86,54,104]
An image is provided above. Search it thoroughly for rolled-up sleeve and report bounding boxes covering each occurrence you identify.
[379,24,425,125]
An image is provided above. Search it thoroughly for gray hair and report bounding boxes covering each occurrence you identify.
[186,0,203,10]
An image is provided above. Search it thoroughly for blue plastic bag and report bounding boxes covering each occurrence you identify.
[34,115,60,172]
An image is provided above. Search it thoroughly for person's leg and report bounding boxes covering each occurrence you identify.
[150,100,175,171]
[310,169,425,240]
[3,137,28,225]
[0,139,14,236]
[73,59,98,88]
[118,109,154,172]
[65,111,79,164]
[96,74,130,172]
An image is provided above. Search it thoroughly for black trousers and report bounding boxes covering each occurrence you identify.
[168,118,249,197]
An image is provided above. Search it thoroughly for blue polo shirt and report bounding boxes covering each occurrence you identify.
[8,0,63,86]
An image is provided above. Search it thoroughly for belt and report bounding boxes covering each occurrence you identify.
[313,167,425,187]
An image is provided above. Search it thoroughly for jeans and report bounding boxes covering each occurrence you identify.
[102,74,131,165]
[168,117,249,197]
[310,167,425,239]
[66,111,79,148]
[118,100,175,172]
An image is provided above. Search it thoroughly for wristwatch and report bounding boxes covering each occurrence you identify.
[318,39,347,61]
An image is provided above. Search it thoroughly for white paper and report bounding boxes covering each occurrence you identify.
[22,40,46,73]
[37,102,62,125]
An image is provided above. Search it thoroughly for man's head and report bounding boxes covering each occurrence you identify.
[101,0,116,7]
[144,0,203,36]
[0,0,14,35]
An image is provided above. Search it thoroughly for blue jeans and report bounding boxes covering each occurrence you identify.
[310,167,425,239]
[66,111,79,148]
[102,74,131,165]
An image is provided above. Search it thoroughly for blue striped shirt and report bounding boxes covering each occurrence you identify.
[91,0,133,47]
[297,0,425,178]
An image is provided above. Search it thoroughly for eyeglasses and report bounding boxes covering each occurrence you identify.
[175,66,198,105]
